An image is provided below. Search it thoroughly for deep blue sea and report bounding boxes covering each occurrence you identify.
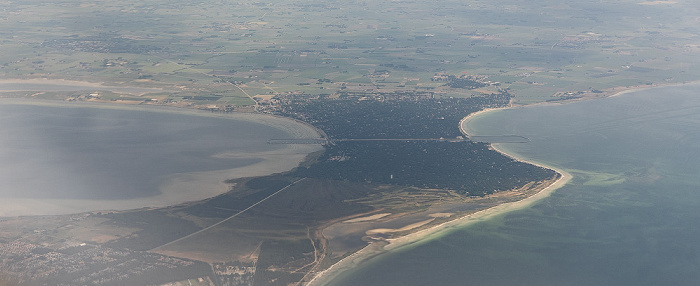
[330,84,700,285]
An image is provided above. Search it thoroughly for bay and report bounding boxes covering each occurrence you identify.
[329,84,700,285]
[0,101,321,216]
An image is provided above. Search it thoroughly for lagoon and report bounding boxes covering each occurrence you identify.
[0,101,321,217]
[328,84,700,285]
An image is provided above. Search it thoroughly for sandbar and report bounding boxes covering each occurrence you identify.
[343,213,392,223]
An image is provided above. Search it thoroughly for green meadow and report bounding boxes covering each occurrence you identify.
[2,0,699,105]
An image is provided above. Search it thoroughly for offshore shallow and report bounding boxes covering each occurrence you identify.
[0,99,321,217]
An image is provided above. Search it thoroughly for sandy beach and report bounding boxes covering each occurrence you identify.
[307,106,572,286]
[0,78,168,96]
[458,107,499,138]
[307,82,700,285]
[0,78,109,88]
[8,79,697,280]
[308,173,571,286]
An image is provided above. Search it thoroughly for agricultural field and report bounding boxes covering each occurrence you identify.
[2,0,700,285]
[2,0,698,105]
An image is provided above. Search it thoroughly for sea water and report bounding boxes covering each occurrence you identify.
[0,102,319,216]
[330,84,700,285]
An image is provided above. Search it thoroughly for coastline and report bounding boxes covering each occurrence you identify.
[0,78,112,88]
[307,106,572,286]
[0,78,168,95]
[308,81,700,285]
[0,98,324,140]
[458,107,500,138]
[306,82,700,285]
[8,79,700,281]
[0,98,323,217]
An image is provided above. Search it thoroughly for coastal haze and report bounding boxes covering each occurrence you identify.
[2,0,700,285]
[0,100,320,216]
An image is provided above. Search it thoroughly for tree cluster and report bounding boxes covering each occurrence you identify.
[293,140,556,196]
[281,93,556,196]
[278,93,511,139]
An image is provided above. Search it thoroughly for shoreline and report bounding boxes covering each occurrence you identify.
[0,98,323,217]
[307,106,572,286]
[7,78,700,281]
[0,98,325,140]
[306,81,700,285]
[0,78,168,95]
[458,107,500,138]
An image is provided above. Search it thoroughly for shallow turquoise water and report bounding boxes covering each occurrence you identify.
[330,85,700,285]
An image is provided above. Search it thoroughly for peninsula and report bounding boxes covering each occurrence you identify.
[2,0,700,285]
